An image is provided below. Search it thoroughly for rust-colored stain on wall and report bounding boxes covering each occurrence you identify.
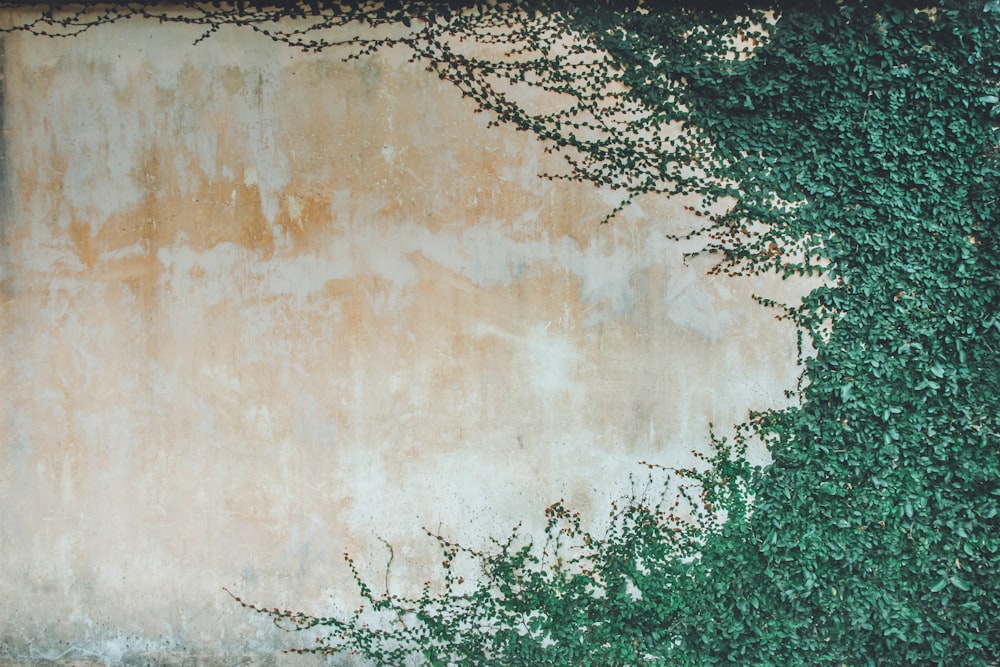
[0,17,811,663]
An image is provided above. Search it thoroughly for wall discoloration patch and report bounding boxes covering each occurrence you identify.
[0,36,14,299]
[0,17,813,663]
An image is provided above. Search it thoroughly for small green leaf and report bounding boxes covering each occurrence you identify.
[840,383,854,401]
[950,576,971,592]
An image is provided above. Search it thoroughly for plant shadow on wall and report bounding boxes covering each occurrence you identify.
[7,0,1000,663]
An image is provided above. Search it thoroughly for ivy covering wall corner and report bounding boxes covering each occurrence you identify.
[5,0,998,663]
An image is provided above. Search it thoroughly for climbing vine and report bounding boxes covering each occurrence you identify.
[6,0,999,663]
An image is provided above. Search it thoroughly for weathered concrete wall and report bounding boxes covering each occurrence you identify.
[1,15,807,665]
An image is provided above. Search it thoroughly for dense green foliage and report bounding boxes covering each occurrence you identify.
[663,4,1000,663]
[9,0,999,663]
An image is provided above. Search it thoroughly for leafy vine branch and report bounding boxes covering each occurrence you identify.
[5,1,1000,664]
[2,2,776,239]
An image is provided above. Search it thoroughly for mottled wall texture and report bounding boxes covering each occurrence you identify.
[1,13,808,665]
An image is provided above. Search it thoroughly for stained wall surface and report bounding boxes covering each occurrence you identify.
[1,15,807,665]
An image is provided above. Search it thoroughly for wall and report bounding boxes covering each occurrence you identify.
[0,13,808,665]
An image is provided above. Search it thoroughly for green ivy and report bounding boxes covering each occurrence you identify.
[8,1,999,663]
[226,431,761,665]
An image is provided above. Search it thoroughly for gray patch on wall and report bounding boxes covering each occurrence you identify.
[0,36,12,297]
[0,38,6,204]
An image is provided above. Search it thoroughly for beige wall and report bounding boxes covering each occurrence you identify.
[0,15,807,664]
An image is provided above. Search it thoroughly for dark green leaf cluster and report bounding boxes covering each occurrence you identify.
[658,3,1000,663]
[8,0,999,663]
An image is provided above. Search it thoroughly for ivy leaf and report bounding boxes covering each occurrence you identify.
[840,382,854,401]
[950,576,972,592]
